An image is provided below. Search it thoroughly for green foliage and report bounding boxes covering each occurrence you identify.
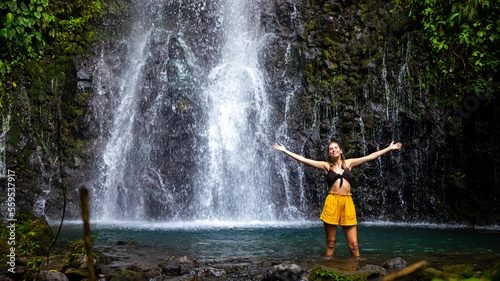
[13,210,39,256]
[0,0,108,171]
[0,0,55,73]
[393,0,500,99]
[27,257,43,273]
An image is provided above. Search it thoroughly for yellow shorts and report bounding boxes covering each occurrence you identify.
[320,192,357,226]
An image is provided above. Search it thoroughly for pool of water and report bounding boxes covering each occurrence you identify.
[54,220,500,271]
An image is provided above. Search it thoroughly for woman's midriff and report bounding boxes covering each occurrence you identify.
[329,183,351,195]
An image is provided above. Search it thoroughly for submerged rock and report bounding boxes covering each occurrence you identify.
[359,264,387,276]
[378,260,427,281]
[265,261,305,281]
[382,257,408,270]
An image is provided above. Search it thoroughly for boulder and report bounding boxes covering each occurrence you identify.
[441,264,475,278]
[359,264,387,276]
[382,257,408,271]
[126,262,161,278]
[64,268,90,281]
[417,268,464,281]
[377,260,427,281]
[109,270,148,281]
[13,209,54,256]
[37,270,69,281]
[265,261,304,281]
[159,256,197,275]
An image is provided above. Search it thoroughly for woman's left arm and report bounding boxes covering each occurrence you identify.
[346,141,402,168]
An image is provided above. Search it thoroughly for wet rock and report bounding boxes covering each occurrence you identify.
[265,261,304,281]
[441,264,475,278]
[37,270,69,281]
[359,264,387,276]
[382,257,408,270]
[126,262,161,278]
[64,268,89,281]
[376,260,427,281]
[190,267,226,278]
[41,255,67,271]
[70,254,97,270]
[156,275,197,281]
[159,256,198,275]
[109,270,148,281]
[418,267,464,281]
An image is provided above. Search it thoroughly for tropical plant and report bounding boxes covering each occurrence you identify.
[394,0,500,99]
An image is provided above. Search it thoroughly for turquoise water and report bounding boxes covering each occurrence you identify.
[55,220,500,270]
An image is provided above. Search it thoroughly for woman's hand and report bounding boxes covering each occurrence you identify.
[388,141,403,150]
[273,143,287,152]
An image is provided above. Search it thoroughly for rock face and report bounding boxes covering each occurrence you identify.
[6,0,500,226]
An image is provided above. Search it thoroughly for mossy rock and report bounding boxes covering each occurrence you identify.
[414,268,464,281]
[27,219,54,255]
[14,208,39,222]
[441,264,475,278]
[110,270,148,281]
[14,209,54,256]
[65,239,87,259]
[64,267,90,281]
[41,254,68,271]
[309,265,377,281]
[0,237,12,272]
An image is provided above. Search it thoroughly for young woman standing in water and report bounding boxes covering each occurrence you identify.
[273,141,402,256]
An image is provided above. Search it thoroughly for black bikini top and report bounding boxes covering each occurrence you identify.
[326,166,353,188]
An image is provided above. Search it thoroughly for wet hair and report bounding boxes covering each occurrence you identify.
[327,142,347,170]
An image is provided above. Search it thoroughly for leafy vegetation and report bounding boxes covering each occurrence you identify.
[394,0,500,99]
[0,0,108,169]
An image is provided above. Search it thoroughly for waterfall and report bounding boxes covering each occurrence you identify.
[0,115,10,177]
[89,0,301,222]
[91,0,166,220]
[195,0,275,221]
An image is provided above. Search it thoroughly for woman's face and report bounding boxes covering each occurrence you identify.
[328,143,342,158]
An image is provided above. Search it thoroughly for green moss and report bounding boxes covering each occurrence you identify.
[441,264,475,278]
[309,266,366,281]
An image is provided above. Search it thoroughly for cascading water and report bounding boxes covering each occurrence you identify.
[196,1,275,221]
[0,115,10,177]
[90,0,305,222]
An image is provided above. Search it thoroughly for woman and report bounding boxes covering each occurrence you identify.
[273,141,402,256]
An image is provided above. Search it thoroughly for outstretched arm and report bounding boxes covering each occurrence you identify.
[346,141,402,168]
[273,143,329,172]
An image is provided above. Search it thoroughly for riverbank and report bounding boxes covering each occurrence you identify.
[3,239,499,281]
[2,211,499,280]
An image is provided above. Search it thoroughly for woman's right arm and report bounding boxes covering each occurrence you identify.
[273,143,328,171]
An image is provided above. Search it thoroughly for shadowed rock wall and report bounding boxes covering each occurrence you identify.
[4,0,499,226]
